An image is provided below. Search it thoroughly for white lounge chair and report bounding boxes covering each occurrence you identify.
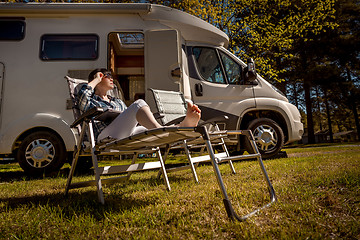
[64,76,276,221]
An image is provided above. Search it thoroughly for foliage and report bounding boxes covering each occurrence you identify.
[233,0,337,83]
[295,0,360,139]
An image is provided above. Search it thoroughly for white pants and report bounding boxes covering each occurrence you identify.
[98,99,148,141]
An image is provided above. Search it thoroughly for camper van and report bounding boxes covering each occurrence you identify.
[0,3,303,175]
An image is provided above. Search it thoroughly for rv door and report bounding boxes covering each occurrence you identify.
[144,29,182,108]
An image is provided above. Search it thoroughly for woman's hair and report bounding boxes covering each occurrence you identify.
[88,68,111,82]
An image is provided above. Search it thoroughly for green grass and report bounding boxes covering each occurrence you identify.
[0,144,359,239]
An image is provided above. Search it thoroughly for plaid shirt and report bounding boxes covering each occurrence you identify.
[78,84,127,140]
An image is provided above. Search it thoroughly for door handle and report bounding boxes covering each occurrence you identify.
[195,83,203,96]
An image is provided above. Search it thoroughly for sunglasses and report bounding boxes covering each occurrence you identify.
[103,73,113,79]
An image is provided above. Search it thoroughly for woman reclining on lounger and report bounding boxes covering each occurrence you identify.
[78,68,201,142]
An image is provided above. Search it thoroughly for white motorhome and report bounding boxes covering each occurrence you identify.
[0,3,303,175]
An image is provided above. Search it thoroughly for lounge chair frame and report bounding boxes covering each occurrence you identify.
[64,76,276,221]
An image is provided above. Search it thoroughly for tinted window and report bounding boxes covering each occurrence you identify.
[219,51,242,84]
[0,19,25,41]
[193,47,226,84]
[40,34,98,60]
[118,32,144,45]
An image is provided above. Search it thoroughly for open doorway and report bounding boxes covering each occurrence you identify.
[108,32,145,106]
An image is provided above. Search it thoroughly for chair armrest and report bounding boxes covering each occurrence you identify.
[160,115,228,127]
[70,107,104,128]
[153,112,165,120]
[95,109,122,122]
[152,112,184,126]
[164,116,186,126]
[198,115,229,127]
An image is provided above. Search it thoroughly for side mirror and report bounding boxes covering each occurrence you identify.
[243,58,258,85]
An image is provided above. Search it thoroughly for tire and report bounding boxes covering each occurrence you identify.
[244,118,284,159]
[17,131,66,176]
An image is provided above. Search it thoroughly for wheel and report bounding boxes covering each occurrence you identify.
[244,118,284,159]
[17,131,66,175]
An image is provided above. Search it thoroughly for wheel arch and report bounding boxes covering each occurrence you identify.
[239,109,289,143]
[12,126,66,155]
[0,112,77,155]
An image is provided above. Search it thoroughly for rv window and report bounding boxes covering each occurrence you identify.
[118,33,144,46]
[40,34,98,60]
[193,47,226,84]
[219,51,242,84]
[0,19,25,41]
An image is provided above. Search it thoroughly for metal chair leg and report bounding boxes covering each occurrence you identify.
[156,148,171,191]
[65,122,87,196]
[183,140,200,183]
[88,121,105,204]
[197,126,276,221]
[214,124,236,174]
[157,145,170,179]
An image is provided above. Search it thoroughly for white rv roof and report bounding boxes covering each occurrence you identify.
[0,3,229,47]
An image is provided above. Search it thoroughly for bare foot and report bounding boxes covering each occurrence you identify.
[179,101,201,127]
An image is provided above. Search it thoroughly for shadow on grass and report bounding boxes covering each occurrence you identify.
[0,170,29,182]
[0,167,180,221]
[0,166,96,183]
[0,183,159,221]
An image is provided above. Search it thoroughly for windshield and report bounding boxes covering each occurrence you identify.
[193,47,226,83]
[193,47,242,84]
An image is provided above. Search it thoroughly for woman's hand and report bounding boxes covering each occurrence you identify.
[95,72,104,81]
[88,72,104,89]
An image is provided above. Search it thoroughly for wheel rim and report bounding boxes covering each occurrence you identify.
[25,139,55,168]
[252,124,278,151]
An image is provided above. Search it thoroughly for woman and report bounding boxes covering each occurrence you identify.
[78,68,201,142]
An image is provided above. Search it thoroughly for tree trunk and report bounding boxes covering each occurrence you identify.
[274,50,287,97]
[324,90,334,143]
[315,87,323,131]
[346,67,360,141]
[304,80,315,143]
[350,102,360,141]
[293,82,299,109]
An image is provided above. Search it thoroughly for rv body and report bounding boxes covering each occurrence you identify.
[0,3,303,174]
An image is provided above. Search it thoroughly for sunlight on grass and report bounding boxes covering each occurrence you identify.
[0,145,359,239]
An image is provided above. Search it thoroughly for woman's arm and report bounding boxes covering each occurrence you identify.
[77,72,106,113]
[88,72,103,89]
[77,85,98,113]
